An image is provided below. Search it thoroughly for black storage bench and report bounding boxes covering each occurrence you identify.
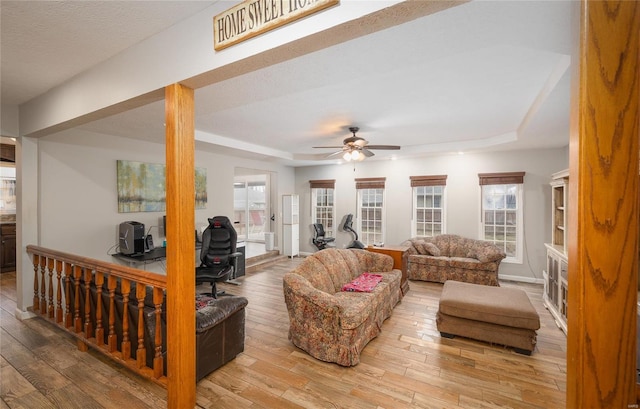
[195,295,248,380]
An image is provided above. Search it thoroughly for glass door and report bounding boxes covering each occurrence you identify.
[234,174,268,242]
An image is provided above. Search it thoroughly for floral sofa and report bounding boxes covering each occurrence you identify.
[283,248,402,366]
[400,234,506,286]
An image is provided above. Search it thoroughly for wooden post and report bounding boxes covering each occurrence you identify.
[165,83,196,409]
[567,1,639,408]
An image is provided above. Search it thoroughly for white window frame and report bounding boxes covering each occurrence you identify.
[480,183,524,264]
[356,188,385,246]
[311,187,335,237]
[412,185,446,237]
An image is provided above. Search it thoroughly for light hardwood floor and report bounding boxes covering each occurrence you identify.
[0,257,567,408]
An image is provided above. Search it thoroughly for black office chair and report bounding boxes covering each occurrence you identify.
[312,223,336,250]
[196,216,242,298]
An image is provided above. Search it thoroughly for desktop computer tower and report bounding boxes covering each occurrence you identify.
[119,221,145,255]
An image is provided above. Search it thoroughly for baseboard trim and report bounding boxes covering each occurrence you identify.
[15,308,37,321]
[499,274,544,285]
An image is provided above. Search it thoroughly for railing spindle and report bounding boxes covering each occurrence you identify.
[83,268,93,339]
[153,287,164,379]
[55,260,63,323]
[94,271,104,346]
[64,262,72,328]
[136,283,146,369]
[39,256,47,315]
[47,257,54,318]
[73,265,82,333]
[32,254,40,311]
[107,275,117,352]
[121,278,131,359]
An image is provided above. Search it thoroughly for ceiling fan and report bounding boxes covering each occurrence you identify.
[313,127,401,161]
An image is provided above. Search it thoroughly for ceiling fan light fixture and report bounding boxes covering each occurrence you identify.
[314,126,400,162]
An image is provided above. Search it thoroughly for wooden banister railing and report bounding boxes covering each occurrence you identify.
[26,245,168,386]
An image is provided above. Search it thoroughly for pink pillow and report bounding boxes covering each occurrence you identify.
[341,273,383,293]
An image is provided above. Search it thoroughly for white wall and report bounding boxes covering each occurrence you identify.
[32,130,567,283]
[1,104,19,137]
[37,129,295,273]
[295,147,568,282]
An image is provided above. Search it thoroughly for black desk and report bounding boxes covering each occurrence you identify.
[112,247,167,265]
[112,243,244,276]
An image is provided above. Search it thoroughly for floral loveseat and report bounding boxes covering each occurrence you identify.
[400,234,506,286]
[283,248,402,366]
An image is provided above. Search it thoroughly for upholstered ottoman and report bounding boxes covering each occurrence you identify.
[436,280,540,355]
[195,295,248,380]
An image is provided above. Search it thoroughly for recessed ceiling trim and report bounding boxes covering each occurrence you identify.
[195,130,293,160]
[518,54,571,135]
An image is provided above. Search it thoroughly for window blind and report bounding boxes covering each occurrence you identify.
[478,172,525,185]
[410,175,448,187]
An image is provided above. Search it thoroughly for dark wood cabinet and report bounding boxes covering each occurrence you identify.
[0,144,15,162]
[366,245,410,295]
[1,223,16,272]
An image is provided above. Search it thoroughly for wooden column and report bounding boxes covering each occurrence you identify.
[567,1,639,408]
[165,83,196,409]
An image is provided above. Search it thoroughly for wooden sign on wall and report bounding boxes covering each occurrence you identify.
[214,0,339,51]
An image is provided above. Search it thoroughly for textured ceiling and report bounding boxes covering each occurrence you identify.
[1,1,216,106]
[1,1,575,166]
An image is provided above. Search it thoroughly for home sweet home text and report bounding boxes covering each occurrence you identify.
[214,0,339,50]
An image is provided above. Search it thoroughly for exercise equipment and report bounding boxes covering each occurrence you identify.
[343,214,365,249]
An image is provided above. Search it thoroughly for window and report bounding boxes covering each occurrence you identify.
[479,172,525,263]
[310,180,335,237]
[410,175,447,237]
[356,178,385,246]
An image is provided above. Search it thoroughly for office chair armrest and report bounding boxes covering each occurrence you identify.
[228,251,243,280]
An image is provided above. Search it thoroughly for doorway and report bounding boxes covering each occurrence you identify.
[0,143,16,273]
[233,169,273,247]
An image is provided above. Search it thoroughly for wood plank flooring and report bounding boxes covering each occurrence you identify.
[0,257,567,408]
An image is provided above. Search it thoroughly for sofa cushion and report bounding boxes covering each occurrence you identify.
[333,292,378,329]
[473,241,507,263]
[447,235,476,258]
[422,242,441,256]
[293,255,335,293]
[413,240,428,254]
[432,235,452,256]
[448,257,483,270]
[313,249,358,292]
[409,254,450,267]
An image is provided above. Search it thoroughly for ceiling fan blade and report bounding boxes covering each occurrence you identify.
[313,146,345,149]
[361,148,375,157]
[366,145,401,150]
[326,150,345,158]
